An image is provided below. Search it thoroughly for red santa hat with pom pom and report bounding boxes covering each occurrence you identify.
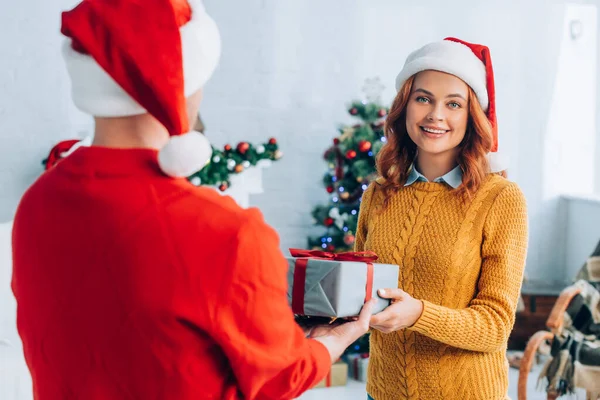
[60,0,221,178]
[394,37,505,172]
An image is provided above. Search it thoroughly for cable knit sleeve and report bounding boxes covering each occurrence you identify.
[408,182,528,352]
[354,183,376,252]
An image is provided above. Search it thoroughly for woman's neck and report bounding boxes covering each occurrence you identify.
[415,151,458,181]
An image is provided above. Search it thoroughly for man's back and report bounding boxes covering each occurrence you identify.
[12,146,330,399]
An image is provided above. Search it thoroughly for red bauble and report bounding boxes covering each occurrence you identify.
[343,234,355,246]
[268,137,277,145]
[333,138,340,145]
[358,140,372,152]
[377,109,387,117]
[324,217,334,227]
[326,244,336,252]
[349,107,358,115]
[237,142,250,154]
[224,144,232,152]
[326,186,334,193]
[346,150,357,159]
[219,183,228,192]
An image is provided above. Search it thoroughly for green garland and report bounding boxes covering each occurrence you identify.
[187,138,282,191]
[43,137,282,192]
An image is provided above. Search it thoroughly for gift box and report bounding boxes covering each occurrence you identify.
[286,248,399,318]
[313,361,348,388]
[346,353,369,382]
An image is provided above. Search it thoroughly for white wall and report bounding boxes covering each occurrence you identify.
[564,195,600,280]
[0,0,593,287]
[0,0,85,223]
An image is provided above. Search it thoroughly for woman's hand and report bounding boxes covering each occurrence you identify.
[369,288,424,334]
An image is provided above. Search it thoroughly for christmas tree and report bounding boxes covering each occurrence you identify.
[308,78,389,253]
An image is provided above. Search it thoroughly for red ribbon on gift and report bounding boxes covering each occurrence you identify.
[352,353,369,380]
[289,248,378,315]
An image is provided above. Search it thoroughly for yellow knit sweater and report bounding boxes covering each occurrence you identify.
[355,174,528,400]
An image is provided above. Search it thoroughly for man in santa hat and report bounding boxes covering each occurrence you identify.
[11,1,374,399]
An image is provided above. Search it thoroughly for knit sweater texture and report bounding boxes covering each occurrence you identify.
[355,174,528,400]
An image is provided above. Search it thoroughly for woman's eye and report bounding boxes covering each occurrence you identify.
[448,102,461,109]
[416,96,429,103]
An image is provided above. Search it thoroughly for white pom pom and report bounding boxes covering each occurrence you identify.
[158,131,212,178]
[487,151,508,173]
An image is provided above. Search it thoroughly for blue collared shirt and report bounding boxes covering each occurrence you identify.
[404,164,463,189]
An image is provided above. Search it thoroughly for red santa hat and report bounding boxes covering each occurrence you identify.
[60,0,221,178]
[394,37,505,172]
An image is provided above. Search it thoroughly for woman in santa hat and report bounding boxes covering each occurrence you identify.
[354,38,529,399]
[11,0,375,399]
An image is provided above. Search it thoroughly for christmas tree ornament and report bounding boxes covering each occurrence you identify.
[227,159,236,170]
[349,107,358,115]
[358,140,372,152]
[224,144,232,152]
[256,145,265,154]
[346,150,357,160]
[329,207,349,230]
[340,192,350,200]
[234,164,244,173]
[362,77,385,103]
[326,186,334,194]
[339,127,355,141]
[237,142,250,154]
[377,109,387,118]
[268,137,277,145]
[218,182,228,192]
[190,176,201,186]
[343,234,355,246]
[212,155,221,163]
[324,217,334,227]
[274,150,283,159]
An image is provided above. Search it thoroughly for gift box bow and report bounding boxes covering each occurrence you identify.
[289,248,378,262]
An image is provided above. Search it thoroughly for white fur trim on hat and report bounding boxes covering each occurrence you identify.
[61,0,221,117]
[395,40,489,112]
[158,131,212,178]
[487,151,508,173]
